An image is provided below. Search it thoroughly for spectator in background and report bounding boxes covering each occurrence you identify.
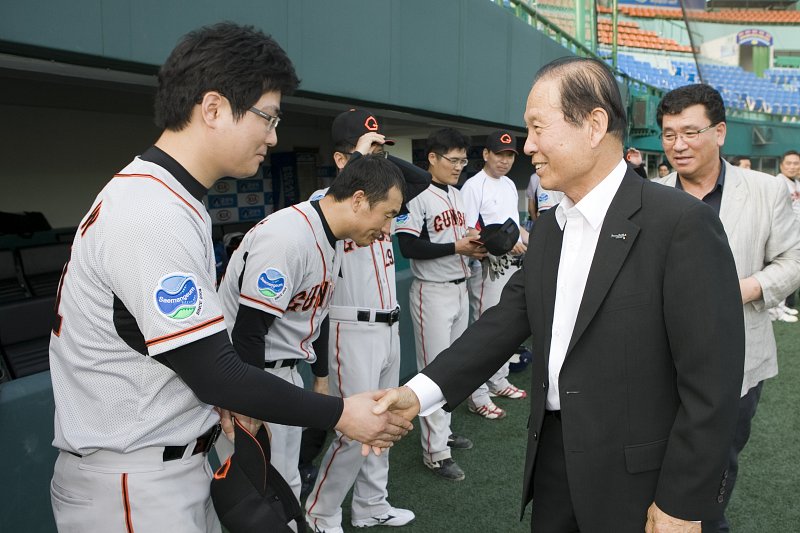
[655,83,800,533]
[776,150,800,314]
[657,162,671,178]
[624,147,648,179]
[732,155,752,169]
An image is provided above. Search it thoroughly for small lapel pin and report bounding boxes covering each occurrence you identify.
[610,233,627,240]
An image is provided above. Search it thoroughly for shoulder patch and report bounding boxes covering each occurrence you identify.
[154,273,203,320]
[257,268,287,299]
[395,213,410,225]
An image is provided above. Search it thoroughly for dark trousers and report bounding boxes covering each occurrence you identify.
[530,411,580,533]
[702,381,764,533]
[787,291,796,309]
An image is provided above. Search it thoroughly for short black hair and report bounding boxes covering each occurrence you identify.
[781,150,800,164]
[731,155,751,166]
[155,22,300,131]
[333,140,356,156]
[327,154,405,205]
[532,56,627,141]
[426,128,470,156]
[657,84,726,128]
[658,163,669,169]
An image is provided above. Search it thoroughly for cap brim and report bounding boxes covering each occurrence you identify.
[382,138,396,146]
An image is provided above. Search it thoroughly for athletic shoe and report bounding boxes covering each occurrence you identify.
[308,522,344,533]
[777,313,798,323]
[489,384,528,399]
[447,434,473,450]
[782,304,799,316]
[352,507,415,528]
[468,401,507,420]
[423,457,465,481]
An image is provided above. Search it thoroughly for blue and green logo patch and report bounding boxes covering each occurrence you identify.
[258,268,286,299]
[155,274,200,320]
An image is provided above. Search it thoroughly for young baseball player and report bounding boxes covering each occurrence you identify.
[218,154,406,507]
[304,109,429,533]
[395,128,486,481]
[461,130,529,419]
[48,23,411,533]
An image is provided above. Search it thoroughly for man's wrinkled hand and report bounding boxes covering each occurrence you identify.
[645,502,700,533]
[373,386,421,421]
[334,390,413,457]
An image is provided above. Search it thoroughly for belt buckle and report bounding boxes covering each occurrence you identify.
[202,423,222,455]
[387,307,400,326]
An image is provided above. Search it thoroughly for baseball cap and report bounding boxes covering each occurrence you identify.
[485,130,518,154]
[331,108,395,146]
[478,218,520,256]
[211,421,303,532]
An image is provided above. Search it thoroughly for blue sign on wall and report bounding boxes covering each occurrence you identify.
[736,29,773,46]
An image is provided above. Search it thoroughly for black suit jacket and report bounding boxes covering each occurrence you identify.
[422,169,744,531]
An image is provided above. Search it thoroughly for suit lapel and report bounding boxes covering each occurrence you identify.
[539,215,563,364]
[717,162,745,237]
[566,171,642,356]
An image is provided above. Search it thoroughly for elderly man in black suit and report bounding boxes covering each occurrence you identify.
[376,56,745,533]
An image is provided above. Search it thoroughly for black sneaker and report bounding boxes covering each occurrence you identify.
[423,457,465,481]
[447,434,473,450]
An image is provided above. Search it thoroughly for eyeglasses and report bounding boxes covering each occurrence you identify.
[436,153,469,167]
[248,107,281,131]
[661,123,718,144]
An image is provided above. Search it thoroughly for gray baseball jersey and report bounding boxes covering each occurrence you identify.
[50,155,225,455]
[395,183,470,282]
[218,201,342,363]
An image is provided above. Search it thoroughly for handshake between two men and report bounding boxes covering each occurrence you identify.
[340,386,421,456]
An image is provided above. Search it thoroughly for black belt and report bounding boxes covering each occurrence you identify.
[449,278,467,285]
[265,359,299,369]
[67,423,221,462]
[544,410,561,420]
[356,306,400,326]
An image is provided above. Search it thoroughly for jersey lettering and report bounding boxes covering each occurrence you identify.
[286,280,332,312]
[344,240,356,253]
[433,209,465,232]
[385,248,394,267]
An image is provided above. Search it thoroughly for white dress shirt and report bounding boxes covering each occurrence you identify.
[407,159,627,416]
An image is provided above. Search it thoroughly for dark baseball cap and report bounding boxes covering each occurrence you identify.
[478,218,520,256]
[331,108,395,146]
[485,130,518,154]
[211,421,303,532]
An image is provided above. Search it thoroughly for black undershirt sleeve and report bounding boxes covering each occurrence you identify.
[349,151,431,208]
[387,154,431,202]
[156,331,343,429]
[230,304,275,367]
[397,231,456,260]
[310,316,329,377]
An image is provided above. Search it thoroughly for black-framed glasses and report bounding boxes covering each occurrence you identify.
[661,123,717,144]
[436,153,469,167]
[248,107,281,131]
